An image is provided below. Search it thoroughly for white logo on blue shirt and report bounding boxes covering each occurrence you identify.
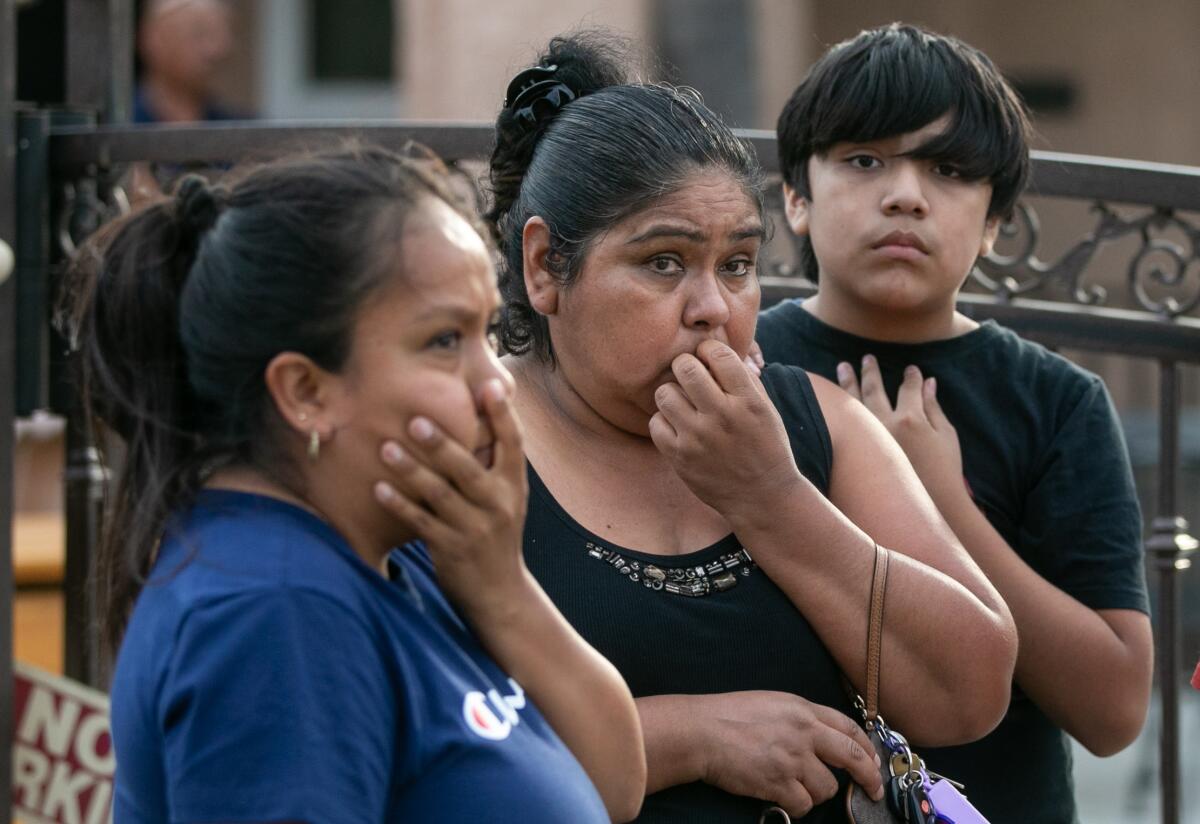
[462,678,526,741]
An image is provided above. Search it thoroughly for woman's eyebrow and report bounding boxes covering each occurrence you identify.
[731,226,767,242]
[625,224,765,245]
[625,225,706,244]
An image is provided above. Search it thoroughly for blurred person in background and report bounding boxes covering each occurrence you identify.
[134,0,240,124]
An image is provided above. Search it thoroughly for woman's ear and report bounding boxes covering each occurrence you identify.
[264,351,339,441]
[979,214,1003,258]
[522,216,560,316]
[782,184,811,237]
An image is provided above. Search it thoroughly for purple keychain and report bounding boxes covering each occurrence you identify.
[928,778,989,823]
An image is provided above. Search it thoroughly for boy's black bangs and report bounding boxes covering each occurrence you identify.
[904,100,1006,183]
[808,38,1011,185]
[808,39,958,155]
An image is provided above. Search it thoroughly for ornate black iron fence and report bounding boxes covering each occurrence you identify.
[3,119,1199,822]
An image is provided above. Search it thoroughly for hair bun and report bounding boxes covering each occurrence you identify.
[174,174,223,241]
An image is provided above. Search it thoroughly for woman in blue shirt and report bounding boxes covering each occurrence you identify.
[64,145,645,823]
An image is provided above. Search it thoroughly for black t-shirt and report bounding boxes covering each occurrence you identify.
[756,299,1149,824]
[524,365,855,824]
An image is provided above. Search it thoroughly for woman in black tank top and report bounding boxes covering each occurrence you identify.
[484,33,1018,824]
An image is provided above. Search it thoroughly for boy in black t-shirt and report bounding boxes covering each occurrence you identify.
[759,23,1152,824]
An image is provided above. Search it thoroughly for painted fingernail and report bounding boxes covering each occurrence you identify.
[382,442,403,463]
[862,354,874,367]
[837,362,852,382]
[410,417,434,441]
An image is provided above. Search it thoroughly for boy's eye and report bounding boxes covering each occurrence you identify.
[847,155,881,170]
[648,255,685,276]
[933,162,963,179]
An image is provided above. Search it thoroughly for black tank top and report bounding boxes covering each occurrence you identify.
[523,365,856,823]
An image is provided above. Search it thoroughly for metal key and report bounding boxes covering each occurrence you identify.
[890,751,925,778]
[925,770,965,791]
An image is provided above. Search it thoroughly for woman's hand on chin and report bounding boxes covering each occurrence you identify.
[648,339,802,519]
[372,379,532,620]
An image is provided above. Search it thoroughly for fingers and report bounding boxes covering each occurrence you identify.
[743,353,762,377]
[895,364,926,421]
[746,340,766,375]
[653,382,694,433]
[775,780,816,818]
[404,416,494,502]
[648,410,677,455]
[835,361,861,401]
[809,702,877,761]
[373,474,452,548]
[806,704,883,799]
[670,352,725,412]
[695,339,759,399]
[922,375,951,432]
[857,355,893,419]
[666,341,762,415]
[377,435,477,527]
[377,401,518,527]
[479,378,525,479]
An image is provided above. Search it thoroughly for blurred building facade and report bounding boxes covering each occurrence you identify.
[217,0,1200,166]
[213,0,1200,446]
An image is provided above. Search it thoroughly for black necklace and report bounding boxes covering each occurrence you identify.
[586,540,755,597]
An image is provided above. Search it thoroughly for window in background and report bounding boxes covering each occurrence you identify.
[259,0,400,119]
[309,0,393,83]
[651,0,755,128]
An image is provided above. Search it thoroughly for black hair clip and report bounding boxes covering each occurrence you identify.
[504,64,578,131]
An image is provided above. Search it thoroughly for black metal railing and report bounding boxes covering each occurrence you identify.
[6,119,1199,823]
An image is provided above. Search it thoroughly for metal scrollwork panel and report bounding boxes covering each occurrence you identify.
[974,199,1200,319]
[55,168,132,258]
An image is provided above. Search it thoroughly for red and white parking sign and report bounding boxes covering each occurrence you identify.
[12,662,113,824]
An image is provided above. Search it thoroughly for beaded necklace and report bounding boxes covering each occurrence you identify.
[585,540,755,597]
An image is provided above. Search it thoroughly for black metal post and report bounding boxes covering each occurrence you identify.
[1147,360,1199,824]
[60,0,132,688]
[66,0,134,122]
[49,109,111,688]
[16,108,50,417]
[62,397,108,687]
[0,0,19,814]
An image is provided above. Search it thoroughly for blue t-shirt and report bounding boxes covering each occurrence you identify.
[111,489,607,824]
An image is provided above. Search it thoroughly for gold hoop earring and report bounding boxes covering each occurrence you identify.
[308,430,321,462]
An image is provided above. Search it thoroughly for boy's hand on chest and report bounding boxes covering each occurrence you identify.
[837,355,966,500]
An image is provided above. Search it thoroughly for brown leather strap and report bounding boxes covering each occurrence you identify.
[865,541,889,722]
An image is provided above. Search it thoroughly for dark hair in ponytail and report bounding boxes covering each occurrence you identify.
[62,144,487,654]
[488,32,764,361]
